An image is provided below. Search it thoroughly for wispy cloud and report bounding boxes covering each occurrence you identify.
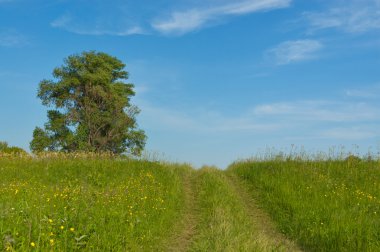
[266,40,323,65]
[321,126,379,140]
[135,97,380,142]
[51,14,146,36]
[253,100,379,122]
[50,0,291,36]
[152,0,292,35]
[304,0,380,33]
[0,30,28,47]
[137,100,284,133]
[345,84,380,98]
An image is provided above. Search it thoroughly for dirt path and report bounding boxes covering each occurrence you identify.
[226,174,302,252]
[164,170,301,251]
[165,171,198,252]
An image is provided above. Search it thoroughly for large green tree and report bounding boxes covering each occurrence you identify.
[30,51,146,155]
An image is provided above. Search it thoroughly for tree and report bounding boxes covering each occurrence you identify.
[30,51,146,155]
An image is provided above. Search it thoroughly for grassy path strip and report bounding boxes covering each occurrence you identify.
[226,174,302,252]
[189,167,283,251]
[164,167,199,252]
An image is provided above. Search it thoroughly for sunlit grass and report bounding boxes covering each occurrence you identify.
[0,156,185,251]
[190,167,274,251]
[3,151,379,251]
[229,157,380,251]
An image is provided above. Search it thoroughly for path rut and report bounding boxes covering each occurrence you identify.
[165,170,301,251]
[226,174,302,251]
[165,171,198,252]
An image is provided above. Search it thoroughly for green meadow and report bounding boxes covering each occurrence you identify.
[229,158,380,251]
[1,154,379,251]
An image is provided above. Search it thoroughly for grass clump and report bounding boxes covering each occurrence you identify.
[229,158,380,251]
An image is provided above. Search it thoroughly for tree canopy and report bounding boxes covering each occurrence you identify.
[30,51,146,155]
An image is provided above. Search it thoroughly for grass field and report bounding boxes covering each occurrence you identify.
[0,156,186,251]
[229,158,380,251]
[1,154,379,251]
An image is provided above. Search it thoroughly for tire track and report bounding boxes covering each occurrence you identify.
[165,171,198,252]
[226,174,302,252]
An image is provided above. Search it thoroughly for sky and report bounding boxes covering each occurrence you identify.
[1,0,380,168]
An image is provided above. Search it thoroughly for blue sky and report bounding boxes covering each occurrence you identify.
[1,0,380,167]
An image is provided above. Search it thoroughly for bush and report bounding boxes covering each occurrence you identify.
[345,154,361,163]
[0,141,28,155]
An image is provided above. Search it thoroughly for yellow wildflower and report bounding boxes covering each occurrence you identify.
[70,227,75,232]
[30,242,36,247]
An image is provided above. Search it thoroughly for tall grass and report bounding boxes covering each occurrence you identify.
[190,167,268,251]
[229,158,380,251]
[0,156,185,251]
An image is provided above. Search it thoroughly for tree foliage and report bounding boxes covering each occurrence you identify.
[30,51,146,155]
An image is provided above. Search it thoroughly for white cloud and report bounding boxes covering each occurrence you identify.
[253,100,380,122]
[50,14,71,29]
[152,0,292,35]
[135,97,380,141]
[266,40,323,65]
[304,0,380,33]
[0,30,27,47]
[51,14,146,36]
[137,100,284,133]
[51,0,291,36]
[321,127,379,140]
[345,84,380,98]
